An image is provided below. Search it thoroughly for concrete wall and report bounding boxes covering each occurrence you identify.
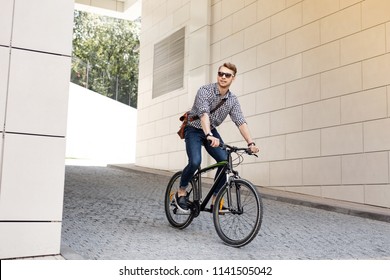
[66,83,137,164]
[0,0,74,259]
[136,0,390,208]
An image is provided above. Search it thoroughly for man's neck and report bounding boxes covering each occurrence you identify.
[218,85,229,96]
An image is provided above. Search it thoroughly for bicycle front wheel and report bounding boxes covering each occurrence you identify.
[164,171,195,229]
[213,178,263,247]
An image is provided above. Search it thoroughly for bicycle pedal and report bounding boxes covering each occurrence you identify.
[175,208,191,215]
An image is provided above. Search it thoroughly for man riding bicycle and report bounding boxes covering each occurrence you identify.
[175,62,260,213]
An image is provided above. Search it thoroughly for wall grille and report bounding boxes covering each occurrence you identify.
[152,27,185,98]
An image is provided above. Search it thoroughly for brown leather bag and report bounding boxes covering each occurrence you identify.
[177,99,226,139]
[177,112,189,139]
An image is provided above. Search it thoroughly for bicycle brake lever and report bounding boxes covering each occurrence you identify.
[246,149,258,157]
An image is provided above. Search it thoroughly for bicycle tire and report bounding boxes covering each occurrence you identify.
[164,171,195,229]
[213,178,263,247]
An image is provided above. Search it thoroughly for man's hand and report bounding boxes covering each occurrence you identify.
[207,136,220,147]
[248,144,259,154]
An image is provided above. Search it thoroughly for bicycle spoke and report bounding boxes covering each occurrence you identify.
[165,143,263,246]
[213,179,263,247]
[164,171,195,229]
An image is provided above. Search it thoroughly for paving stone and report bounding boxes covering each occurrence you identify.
[61,165,390,260]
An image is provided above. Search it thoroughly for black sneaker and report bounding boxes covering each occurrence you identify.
[174,192,190,213]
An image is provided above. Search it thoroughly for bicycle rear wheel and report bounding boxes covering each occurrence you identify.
[164,171,195,229]
[213,178,263,247]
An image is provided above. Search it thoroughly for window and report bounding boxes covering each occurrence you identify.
[152,27,185,98]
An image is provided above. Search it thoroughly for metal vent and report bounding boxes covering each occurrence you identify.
[152,27,185,98]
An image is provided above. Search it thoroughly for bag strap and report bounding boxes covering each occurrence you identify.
[190,98,226,121]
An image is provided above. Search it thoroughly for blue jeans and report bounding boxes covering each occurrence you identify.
[180,126,228,195]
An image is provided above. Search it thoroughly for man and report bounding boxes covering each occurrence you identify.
[175,62,259,213]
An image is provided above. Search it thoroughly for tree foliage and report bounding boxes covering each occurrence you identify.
[71,10,140,108]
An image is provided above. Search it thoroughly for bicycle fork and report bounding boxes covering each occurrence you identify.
[225,177,244,215]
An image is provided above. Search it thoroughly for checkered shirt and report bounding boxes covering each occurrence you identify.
[187,83,246,130]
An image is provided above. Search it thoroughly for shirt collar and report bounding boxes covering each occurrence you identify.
[214,83,230,99]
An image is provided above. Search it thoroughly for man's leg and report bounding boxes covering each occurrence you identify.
[204,129,228,205]
[178,126,203,197]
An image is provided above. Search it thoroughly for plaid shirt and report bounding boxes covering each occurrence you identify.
[188,83,246,130]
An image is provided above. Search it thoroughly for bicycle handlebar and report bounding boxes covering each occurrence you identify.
[207,140,259,157]
[219,143,258,157]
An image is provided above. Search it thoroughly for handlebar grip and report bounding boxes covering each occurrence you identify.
[208,139,225,149]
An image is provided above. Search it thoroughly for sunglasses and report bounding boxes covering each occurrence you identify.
[218,71,234,78]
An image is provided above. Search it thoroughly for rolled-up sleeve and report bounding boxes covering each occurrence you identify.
[230,98,246,127]
[193,86,213,117]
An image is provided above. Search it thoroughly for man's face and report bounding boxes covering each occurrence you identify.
[217,66,235,89]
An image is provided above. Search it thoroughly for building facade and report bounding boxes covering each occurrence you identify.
[1,0,389,260]
[0,0,140,260]
[0,0,74,258]
[136,0,390,209]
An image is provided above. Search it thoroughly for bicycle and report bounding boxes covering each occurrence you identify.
[164,143,263,247]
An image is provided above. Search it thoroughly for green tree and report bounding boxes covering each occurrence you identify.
[71,10,140,108]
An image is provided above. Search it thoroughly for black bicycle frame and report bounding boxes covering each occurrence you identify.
[191,145,239,212]
[192,161,228,212]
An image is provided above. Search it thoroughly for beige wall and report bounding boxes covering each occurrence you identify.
[0,0,74,259]
[136,0,390,208]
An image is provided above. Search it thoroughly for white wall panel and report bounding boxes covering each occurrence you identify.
[6,49,70,136]
[341,87,387,124]
[303,98,340,130]
[365,184,390,208]
[11,0,74,55]
[286,75,320,107]
[286,21,320,56]
[321,62,362,99]
[302,41,339,76]
[271,54,302,86]
[270,106,302,135]
[270,159,302,186]
[320,4,360,44]
[257,135,285,162]
[302,0,339,25]
[271,3,302,38]
[0,222,61,259]
[387,22,390,52]
[0,0,73,260]
[256,85,285,114]
[286,130,321,159]
[362,53,390,90]
[362,0,390,29]
[138,0,390,209]
[342,152,389,185]
[0,135,2,175]
[0,0,14,46]
[340,25,386,66]
[364,118,390,152]
[321,123,363,156]
[303,156,341,186]
[0,133,65,221]
[0,47,9,129]
[244,19,270,49]
[322,185,364,204]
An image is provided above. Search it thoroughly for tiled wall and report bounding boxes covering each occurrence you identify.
[136,0,390,208]
[0,0,74,259]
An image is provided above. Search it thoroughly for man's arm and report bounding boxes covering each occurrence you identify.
[200,113,220,147]
[239,123,259,153]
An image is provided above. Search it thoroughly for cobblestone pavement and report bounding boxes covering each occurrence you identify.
[61,165,390,260]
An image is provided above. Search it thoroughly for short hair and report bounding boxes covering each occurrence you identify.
[219,62,237,76]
